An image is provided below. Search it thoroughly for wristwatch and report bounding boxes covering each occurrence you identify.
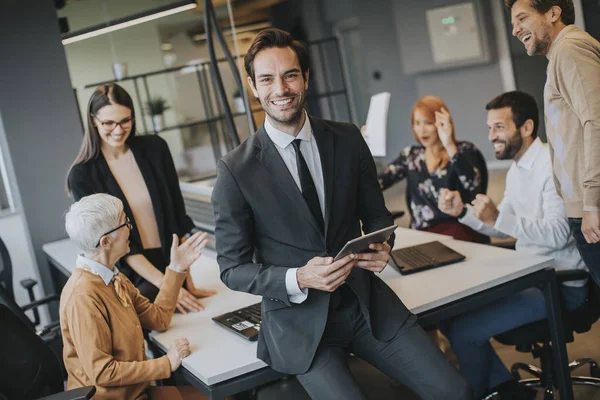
[458,206,467,219]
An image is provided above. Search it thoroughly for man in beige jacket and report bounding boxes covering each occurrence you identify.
[506,0,600,285]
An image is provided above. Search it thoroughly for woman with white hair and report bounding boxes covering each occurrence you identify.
[60,193,209,399]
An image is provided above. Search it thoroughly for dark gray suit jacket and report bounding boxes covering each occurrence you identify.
[212,116,411,374]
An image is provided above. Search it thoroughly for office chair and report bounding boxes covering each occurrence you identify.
[0,236,57,327]
[492,270,600,399]
[0,236,63,374]
[0,304,95,400]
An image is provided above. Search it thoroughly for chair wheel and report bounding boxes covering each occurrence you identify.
[591,365,600,378]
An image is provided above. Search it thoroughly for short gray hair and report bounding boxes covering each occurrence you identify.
[65,194,124,257]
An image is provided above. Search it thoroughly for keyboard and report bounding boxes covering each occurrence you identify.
[390,241,466,275]
[392,246,438,268]
[212,303,262,341]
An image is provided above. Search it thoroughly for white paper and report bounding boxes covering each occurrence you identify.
[364,92,390,157]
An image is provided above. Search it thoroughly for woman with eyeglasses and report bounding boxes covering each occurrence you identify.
[67,83,215,313]
[61,193,211,399]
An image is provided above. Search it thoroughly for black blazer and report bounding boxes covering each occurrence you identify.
[212,116,411,374]
[68,135,195,274]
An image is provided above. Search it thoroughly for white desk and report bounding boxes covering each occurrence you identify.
[43,238,78,276]
[43,228,573,400]
[148,228,553,386]
[149,249,265,386]
[382,238,554,314]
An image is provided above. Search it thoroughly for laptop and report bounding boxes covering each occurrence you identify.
[212,303,262,342]
[390,241,466,275]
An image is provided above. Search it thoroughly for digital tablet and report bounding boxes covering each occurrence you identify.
[334,225,397,261]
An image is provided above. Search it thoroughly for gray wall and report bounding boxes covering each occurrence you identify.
[308,0,507,163]
[0,0,82,296]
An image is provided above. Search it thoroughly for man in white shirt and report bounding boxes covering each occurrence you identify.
[438,91,587,399]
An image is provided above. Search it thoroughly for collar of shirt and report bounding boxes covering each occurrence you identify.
[264,111,312,149]
[515,137,543,170]
[76,254,120,286]
[546,24,579,60]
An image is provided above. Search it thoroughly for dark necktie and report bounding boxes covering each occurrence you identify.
[291,139,324,232]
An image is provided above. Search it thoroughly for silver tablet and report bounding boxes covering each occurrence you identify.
[334,225,397,261]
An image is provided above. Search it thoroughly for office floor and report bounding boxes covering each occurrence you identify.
[253,169,600,399]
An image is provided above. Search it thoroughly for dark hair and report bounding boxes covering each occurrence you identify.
[66,84,137,192]
[244,28,309,85]
[486,91,539,138]
[505,0,575,25]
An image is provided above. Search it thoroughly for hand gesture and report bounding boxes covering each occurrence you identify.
[438,189,464,217]
[169,232,208,272]
[297,254,357,292]
[166,338,190,372]
[582,211,600,243]
[472,194,499,226]
[355,241,391,272]
[434,107,456,150]
[176,287,204,314]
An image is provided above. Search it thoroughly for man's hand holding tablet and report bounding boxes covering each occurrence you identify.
[337,225,396,273]
[296,225,396,292]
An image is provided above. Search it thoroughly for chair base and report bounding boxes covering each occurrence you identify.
[506,358,600,400]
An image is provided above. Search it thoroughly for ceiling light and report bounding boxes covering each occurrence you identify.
[192,22,271,42]
[62,1,196,45]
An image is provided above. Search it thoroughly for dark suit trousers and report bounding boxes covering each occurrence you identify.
[296,293,472,400]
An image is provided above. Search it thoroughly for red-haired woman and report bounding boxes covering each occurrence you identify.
[376,96,488,241]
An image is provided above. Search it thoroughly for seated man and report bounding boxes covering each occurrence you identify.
[438,91,588,399]
[60,193,209,400]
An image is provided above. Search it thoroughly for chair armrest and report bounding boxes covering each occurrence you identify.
[37,320,61,337]
[37,386,96,400]
[556,269,589,284]
[390,211,405,220]
[22,295,60,312]
[20,278,38,291]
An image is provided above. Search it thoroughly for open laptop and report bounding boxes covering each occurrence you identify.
[391,241,466,275]
[212,303,261,342]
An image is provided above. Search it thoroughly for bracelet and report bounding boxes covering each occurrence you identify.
[458,206,467,219]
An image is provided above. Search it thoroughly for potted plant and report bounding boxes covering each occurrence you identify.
[232,89,245,113]
[145,97,171,132]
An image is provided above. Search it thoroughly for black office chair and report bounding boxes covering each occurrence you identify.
[492,270,600,399]
[0,304,95,400]
[0,236,63,374]
[390,210,405,222]
[0,236,58,327]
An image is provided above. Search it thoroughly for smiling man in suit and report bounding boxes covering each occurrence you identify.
[211,28,470,400]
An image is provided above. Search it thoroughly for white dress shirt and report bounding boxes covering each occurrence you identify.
[76,253,185,284]
[76,255,120,286]
[264,112,324,303]
[459,138,587,287]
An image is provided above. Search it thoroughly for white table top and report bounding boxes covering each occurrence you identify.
[43,227,553,386]
[380,238,554,314]
[149,249,265,386]
[43,237,78,275]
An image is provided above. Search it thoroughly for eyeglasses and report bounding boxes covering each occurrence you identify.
[96,216,133,247]
[93,115,134,132]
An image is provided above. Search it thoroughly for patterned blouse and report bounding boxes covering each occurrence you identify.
[379,141,487,230]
